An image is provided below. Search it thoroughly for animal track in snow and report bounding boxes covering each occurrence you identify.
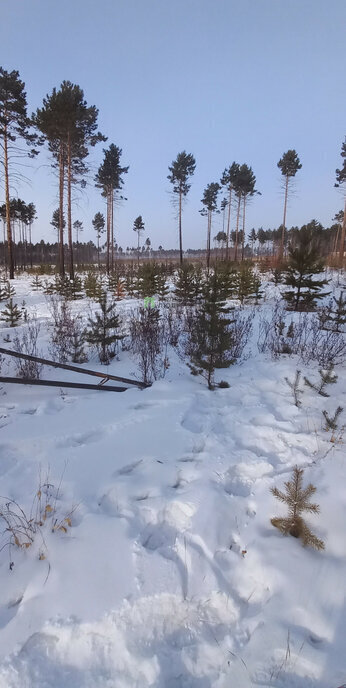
[55,428,103,448]
[0,444,18,476]
[116,459,143,476]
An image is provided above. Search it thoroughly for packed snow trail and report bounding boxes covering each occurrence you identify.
[0,276,345,686]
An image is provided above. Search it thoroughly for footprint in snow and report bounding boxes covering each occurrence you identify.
[0,594,23,629]
[0,447,18,476]
[141,522,177,550]
[19,407,37,415]
[55,428,103,448]
[116,459,143,475]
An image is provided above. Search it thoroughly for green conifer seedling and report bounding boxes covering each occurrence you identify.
[0,299,22,327]
[85,294,124,364]
[271,466,324,550]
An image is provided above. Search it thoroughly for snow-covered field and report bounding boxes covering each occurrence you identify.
[0,273,345,687]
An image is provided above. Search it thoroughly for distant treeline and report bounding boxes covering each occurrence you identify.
[0,219,340,270]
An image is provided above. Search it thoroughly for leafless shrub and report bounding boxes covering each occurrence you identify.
[304,320,346,367]
[229,308,254,361]
[129,306,167,384]
[258,302,346,366]
[13,319,42,379]
[48,296,75,363]
[47,296,87,364]
[161,299,183,347]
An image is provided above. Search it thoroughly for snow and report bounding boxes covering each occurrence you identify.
[0,272,345,687]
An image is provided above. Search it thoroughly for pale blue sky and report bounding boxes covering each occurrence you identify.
[1,0,345,249]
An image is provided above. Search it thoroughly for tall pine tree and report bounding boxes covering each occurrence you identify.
[335,137,346,267]
[220,162,240,260]
[34,81,106,278]
[95,144,129,274]
[277,150,302,260]
[133,215,145,265]
[0,68,39,278]
[200,182,220,271]
[92,212,105,269]
[168,151,196,264]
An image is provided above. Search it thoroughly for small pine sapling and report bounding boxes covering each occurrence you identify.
[284,369,303,407]
[125,271,137,298]
[70,317,88,363]
[271,466,325,550]
[304,364,337,397]
[85,294,124,364]
[174,264,201,306]
[107,271,120,293]
[43,278,55,295]
[322,406,343,432]
[236,264,258,304]
[0,299,22,327]
[156,268,170,301]
[272,266,283,285]
[284,228,330,311]
[21,300,28,323]
[253,274,263,304]
[30,275,43,291]
[137,263,158,298]
[186,271,235,389]
[320,291,346,333]
[68,275,84,300]
[84,272,104,301]
[4,281,15,299]
[286,321,294,338]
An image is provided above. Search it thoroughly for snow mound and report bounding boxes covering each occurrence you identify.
[0,592,240,688]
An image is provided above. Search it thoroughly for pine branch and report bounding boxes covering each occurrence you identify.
[304,364,337,397]
[285,370,303,407]
[322,406,343,431]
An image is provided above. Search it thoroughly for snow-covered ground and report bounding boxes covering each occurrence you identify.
[0,273,345,687]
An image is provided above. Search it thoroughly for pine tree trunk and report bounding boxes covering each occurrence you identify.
[4,123,14,279]
[3,221,7,273]
[226,188,232,261]
[106,189,111,274]
[333,225,339,256]
[13,223,17,270]
[241,194,246,261]
[24,223,27,270]
[206,210,211,271]
[59,143,65,276]
[280,174,289,260]
[179,187,183,265]
[67,133,74,280]
[97,234,100,269]
[294,276,302,311]
[111,188,114,272]
[76,225,78,266]
[29,223,33,268]
[338,196,346,268]
[137,232,140,267]
[234,194,241,262]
